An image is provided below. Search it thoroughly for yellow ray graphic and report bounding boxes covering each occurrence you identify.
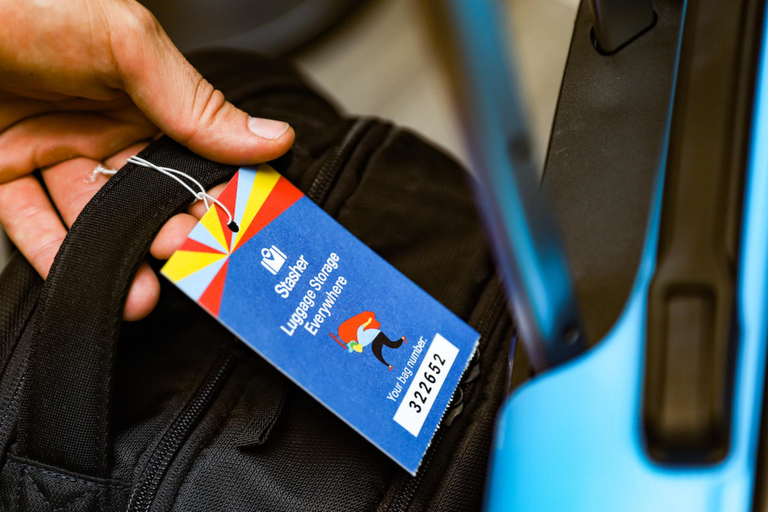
[234,165,281,248]
[200,205,229,254]
[162,250,226,283]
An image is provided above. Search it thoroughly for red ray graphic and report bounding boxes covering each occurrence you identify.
[213,171,239,249]
[233,177,303,251]
[199,259,229,316]
[178,238,226,255]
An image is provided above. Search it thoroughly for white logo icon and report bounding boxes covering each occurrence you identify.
[261,245,287,275]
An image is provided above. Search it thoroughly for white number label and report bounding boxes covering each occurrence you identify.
[393,334,458,436]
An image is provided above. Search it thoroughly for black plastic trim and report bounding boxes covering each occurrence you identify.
[588,0,656,53]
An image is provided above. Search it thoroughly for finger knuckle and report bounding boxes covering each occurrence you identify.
[124,2,162,37]
[2,203,44,232]
[103,2,166,86]
[29,235,65,264]
[179,78,226,144]
[199,87,228,128]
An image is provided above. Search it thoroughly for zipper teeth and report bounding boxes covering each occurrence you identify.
[306,117,373,204]
[390,286,506,512]
[127,353,237,512]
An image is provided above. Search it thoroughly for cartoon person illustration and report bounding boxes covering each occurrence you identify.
[331,311,406,371]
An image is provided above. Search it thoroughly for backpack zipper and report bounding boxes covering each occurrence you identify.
[126,352,237,512]
[389,287,506,512]
[306,117,374,204]
[125,119,376,512]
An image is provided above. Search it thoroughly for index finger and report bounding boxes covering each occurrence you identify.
[0,175,67,278]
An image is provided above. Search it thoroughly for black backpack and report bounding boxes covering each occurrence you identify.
[0,51,515,511]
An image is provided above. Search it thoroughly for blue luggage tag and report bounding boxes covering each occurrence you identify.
[161,164,480,474]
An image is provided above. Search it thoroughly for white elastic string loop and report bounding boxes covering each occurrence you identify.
[92,164,118,177]
[124,156,239,232]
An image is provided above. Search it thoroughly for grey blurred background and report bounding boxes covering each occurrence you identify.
[290,0,578,166]
[0,0,578,272]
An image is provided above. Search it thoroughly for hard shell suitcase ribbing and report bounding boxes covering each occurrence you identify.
[0,51,515,511]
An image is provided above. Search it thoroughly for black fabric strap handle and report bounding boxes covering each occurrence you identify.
[20,138,237,477]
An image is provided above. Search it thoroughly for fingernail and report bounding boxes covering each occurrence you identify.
[248,117,290,140]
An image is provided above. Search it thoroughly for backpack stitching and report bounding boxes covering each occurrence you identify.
[16,464,25,512]
[24,470,93,511]
[6,460,128,489]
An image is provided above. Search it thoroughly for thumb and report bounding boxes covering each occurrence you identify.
[109,4,294,164]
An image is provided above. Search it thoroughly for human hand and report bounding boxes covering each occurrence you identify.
[0,0,294,320]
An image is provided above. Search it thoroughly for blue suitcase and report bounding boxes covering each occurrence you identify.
[428,0,768,509]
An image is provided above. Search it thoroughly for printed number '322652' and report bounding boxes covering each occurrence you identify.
[408,353,447,413]
[393,334,459,437]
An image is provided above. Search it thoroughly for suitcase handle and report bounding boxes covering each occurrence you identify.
[643,0,757,464]
[19,137,237,477]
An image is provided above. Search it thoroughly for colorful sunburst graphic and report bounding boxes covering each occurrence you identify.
[161,164,303,315]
